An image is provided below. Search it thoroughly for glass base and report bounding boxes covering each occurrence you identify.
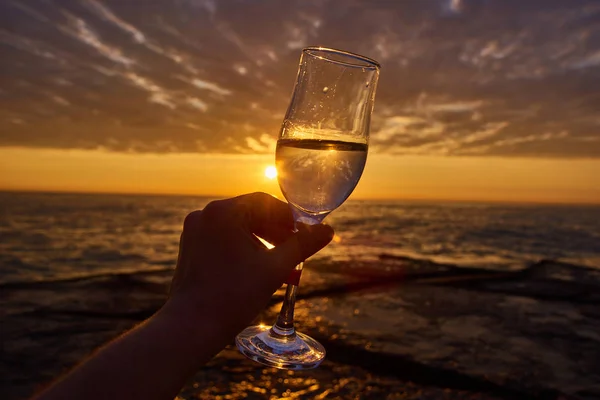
[235,325,325,370]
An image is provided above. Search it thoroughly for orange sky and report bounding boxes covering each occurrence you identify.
[1,147,598,205]
[1,1,599,206]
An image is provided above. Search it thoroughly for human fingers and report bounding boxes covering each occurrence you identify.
[230,192,295,232]
[259,223,334,288]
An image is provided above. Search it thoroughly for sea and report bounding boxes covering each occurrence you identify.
[2,191,600,399]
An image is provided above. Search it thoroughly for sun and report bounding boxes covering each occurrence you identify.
[265,165,278,179]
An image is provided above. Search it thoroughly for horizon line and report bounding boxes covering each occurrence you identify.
[1,188,599,207]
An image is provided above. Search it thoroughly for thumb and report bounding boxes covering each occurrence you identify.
[263,223,334,282]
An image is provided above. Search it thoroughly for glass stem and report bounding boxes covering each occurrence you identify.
[271,262,303,339]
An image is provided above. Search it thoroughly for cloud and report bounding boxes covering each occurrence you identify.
[84,0,146,44]
[426,101,483,114]
[189,79,232,96]
[58,10,135,67]
[0,30,59,61]
[0,0,598,158]
[123,72,176,109]
[8,1,52,23]
[570,50,600,70]
[186,97,208,112]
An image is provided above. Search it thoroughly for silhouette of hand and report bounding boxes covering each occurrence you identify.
[166,192,334,340]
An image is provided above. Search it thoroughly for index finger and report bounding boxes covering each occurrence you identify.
[231,192,295,236]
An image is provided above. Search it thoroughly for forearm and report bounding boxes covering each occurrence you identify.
[33,301,227,400]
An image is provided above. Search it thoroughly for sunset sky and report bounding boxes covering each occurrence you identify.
[1,0,599,204]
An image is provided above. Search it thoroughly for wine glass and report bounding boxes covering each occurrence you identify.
[235,47,380,370]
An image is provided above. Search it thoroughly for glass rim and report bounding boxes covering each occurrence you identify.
[303,47,381,70]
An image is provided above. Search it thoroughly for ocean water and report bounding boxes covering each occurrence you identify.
[1,191,598,284]
[2,191,600,399]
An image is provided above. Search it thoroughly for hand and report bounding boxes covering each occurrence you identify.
[165,192,334,342]
[32,194,333,400]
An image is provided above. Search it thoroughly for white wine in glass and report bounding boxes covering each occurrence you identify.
[236,47,380,370]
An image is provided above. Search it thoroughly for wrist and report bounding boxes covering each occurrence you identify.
[156,297,230,360]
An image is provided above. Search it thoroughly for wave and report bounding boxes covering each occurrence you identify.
[4,254,598,306]
[0,267,174,290]
[300,256,600,306]
[3,253,599,399]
